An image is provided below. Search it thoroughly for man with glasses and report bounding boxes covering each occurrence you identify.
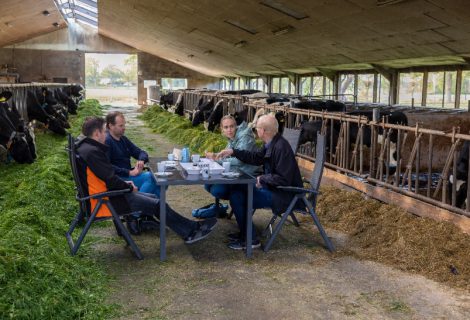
[217,114,303,250]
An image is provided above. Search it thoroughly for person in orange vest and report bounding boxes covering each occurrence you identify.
[76,116,216,244]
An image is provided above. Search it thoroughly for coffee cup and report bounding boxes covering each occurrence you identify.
[191,154,200,164]
[201,163,210,179]
[222,161,231,173]
[157,162,165,173]
[168,153,175,161]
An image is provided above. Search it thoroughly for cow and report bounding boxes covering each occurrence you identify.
[294,99,346,112]
[0,91,36,160]
[206,100,224,132]
[0,99,35,164]
[54,87,78,115]
[448,140,470,209]
[26,89,67,135]
[192,98,214,127]
[249,108,286,134]
[34,87,70,129]
[159,92,173,109]
[174,92,184,116]
[222,89,261,95]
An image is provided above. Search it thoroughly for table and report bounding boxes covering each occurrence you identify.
[148,158,256,261]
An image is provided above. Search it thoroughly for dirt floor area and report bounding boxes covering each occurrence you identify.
[92,105,470,320]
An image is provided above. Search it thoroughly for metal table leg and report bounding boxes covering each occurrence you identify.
[159,186,166,261]
[246,183,253,258]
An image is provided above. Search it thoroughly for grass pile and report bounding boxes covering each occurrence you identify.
[0,99,115,319]
[316,185,470,290]
[141,105,227,153]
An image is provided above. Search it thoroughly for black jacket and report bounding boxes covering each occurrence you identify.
[76,137,133,215]
[233,133,303,214]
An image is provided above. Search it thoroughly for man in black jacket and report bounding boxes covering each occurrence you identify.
[76,116,216,244]
[217,114,303,250]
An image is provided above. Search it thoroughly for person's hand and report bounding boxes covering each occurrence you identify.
[205,151,215,160]
[216,149,233,160]
[135,160,145,170]
[126,181,138,192]
[256,176,263,189]
[129,166,142,176]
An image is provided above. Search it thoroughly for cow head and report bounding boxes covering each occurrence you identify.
[9,133,34,164]
[206,100,224,132]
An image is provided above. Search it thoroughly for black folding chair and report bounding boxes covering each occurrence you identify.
[263,132,335,253]
[65,134,144,260]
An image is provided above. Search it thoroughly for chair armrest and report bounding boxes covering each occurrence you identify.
[77,188,132,201]
[276,186,319,194]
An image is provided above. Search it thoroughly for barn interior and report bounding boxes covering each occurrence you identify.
[1,1,470,319]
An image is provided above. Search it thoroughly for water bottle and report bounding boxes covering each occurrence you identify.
[181,147,190,163]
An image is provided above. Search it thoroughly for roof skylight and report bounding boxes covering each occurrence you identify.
[54,0,98,28]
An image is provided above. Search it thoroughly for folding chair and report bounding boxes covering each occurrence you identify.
[65,134,144,260]
[263,132,335,253]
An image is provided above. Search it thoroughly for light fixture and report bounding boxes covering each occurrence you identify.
[42,10,50,16]
[5,22,13,28]
[203,50,213,55]
[224,20,258,35]
[272,25,294,36]
[52,22,60,27]
[260,1,308,20]
[234,41,247,48]
[187,54,195,58]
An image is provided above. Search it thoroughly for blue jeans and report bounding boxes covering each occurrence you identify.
[121,171,161,197]
[229,185,273,241]
[124,192,197,239]
[204,184,231,200]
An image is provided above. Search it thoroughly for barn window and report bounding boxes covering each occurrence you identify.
[460,70,470,108]
[250,78,257,90]
[258,78,266,92]
[271,77,280,93]
[233,78,240,90]
[398,72,423,106]
[377,74,390,104]
[357,74,374,103]
[239,78,246,90]
[324,77,334,97]
[300,76,311,95]
[55,0,98,28]
[280,77,290,94]
[426,71,456,108]
[313,76,323,96]
[339,74,355,102]
[161,78,187,90]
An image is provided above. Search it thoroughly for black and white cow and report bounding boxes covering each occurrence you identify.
[449,140,470,209]
[0,93,35,164]
[26,89,67,135]
[174,92,184,116]
[294,99,346,112]
[0,91,36,161]
[249,108,286,134]
[222,89,261,95]
[54,87,78,115]
[159,92,173,109]
[206,100,225,132]
[192,98,214,127]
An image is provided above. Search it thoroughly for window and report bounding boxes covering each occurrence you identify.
[240,77,246,90]
[339,74,355,101]
[324,78,334,97]
[250,78,258,90]
[271,77,280,93]
[399,72,423,106]
[280,77,290,94]
[313,76,323,96]
[357,74,374,102]
[258,78,266,92]
[300,76,311,95]
[220,79,227,90]
[460,71,470,108]
[427,71,456,108]
[161,78,187,90]
[234,78,239,90]
[377,75,390,104]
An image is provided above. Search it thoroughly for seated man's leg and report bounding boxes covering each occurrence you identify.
[126,172,161,197]
[229,185,259,242]
[125,192,216,241]
[204,184,231,200]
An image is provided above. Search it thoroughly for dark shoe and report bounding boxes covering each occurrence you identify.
[184,227,213,244]
[227,232,241,241]
[199,217,217,231]
[126,219,141,235]
[227,239,261,250]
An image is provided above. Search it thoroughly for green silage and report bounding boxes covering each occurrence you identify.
[0,100,115,319]
[141,105,227,153]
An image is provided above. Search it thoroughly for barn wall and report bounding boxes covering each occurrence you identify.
[137,52,219,104]
[0,48,84,83]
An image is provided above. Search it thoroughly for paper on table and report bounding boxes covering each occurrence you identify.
[173,148,181,161]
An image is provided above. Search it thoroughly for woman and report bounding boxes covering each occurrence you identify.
[204,115,261,199]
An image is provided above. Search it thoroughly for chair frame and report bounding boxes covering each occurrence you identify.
[65,134,144,260]
[263,132,335,253]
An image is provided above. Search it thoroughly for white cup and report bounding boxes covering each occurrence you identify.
[222,161,231,173]
[157,162,165,173]
[201,163,210,179]
[168,153,175,161]
[191,154,200,164]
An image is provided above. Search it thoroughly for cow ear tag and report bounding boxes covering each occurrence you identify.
[0,98,5,102]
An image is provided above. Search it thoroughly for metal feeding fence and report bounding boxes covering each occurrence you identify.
[243,101,470,219]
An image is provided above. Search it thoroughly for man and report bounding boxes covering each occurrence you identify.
[105,111,160,197]
[76,116,216,244]
[217,114,302,250]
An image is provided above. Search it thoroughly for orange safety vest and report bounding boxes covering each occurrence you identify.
[86,167,112,218]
